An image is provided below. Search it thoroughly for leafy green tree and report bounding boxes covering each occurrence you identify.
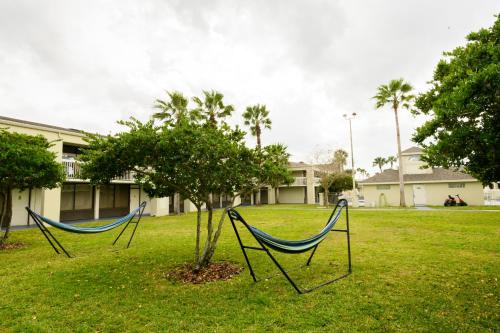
[259,144,294,204]
[81,119,259,270]
[328,173,354,196]
[413,15,500,185]
[192,90,235,128]
[243,104,272,148]
[372,157,387,173]
[386,156,397,169]
[318,172,353,204]
[373,78,415,207]
[0,130,65,244]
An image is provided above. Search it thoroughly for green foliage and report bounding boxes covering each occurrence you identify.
[259,144,294,189]
[80,90,289,269]
[373,78,414,207]
[373,78,415,111]
[192,90,235,127]
[333,149,348,172]
[372,157,387,173]
[242,104,272,147]
[0,129,65,242]
[153,91,200,125]
[413,15,500,184]
[356,167,369,178]
[319,172,353,195]
[0,130,65,190]
[81,120,256,206]
[328,173,353,194]
[386,156,397,169]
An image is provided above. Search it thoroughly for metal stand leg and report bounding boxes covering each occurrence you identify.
[228,200,352,294]
[29,211,72,258]
[112,202,146,248]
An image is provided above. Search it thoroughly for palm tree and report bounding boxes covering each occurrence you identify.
[153,91,191,126]
[192,90,234,127]
[386,156,397,169]
[153,91,193,215]
[373,78,414,207]
[333,149,348,172]
[242,104,272,148]
[356,167,369,179]
[372,157,387,173]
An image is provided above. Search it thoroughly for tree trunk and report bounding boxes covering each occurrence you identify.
[198,196,214,269]
[196,196,236,270]
[393,108,406,207]
[200,196,236,267]
[274,187,280,204]
[0,188,12,245]
[173,193,180,214]
[256,125,261,148]
[324,188,329,206]
[194,205,202,269]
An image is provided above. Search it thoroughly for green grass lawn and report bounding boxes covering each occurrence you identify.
[1,206,499,332]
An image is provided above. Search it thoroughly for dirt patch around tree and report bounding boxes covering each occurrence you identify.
[166,261,243,284]
[0,242,25,251]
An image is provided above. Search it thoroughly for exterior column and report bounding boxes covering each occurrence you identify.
[306,167,316,204]
[42,187,61,221]
[94,186,100,220]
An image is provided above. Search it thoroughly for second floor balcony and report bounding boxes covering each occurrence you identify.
[62,160,134,182]
[280,177,321,187]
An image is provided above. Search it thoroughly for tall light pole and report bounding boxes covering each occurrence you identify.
[343,112,358,206]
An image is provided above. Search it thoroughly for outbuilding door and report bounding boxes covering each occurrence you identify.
[413,185,426,206]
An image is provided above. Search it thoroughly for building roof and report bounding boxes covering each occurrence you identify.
[288,161,310,168]
[359,168,477,184]
[0,115,84,134]
[401,146,423,155]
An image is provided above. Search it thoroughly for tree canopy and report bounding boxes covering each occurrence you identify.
[0,130,65,243]
[80,91,291,270]
[243,104,272,148]
[413,15,500,185]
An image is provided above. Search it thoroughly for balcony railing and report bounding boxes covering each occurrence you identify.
[279,177,322,187]
[62,160,134,181]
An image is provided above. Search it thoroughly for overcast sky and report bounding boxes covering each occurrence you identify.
[0,1,498,174]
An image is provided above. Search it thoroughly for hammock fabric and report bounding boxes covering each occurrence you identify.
[26,201,147,257]
[28,204,144,234]
[227,199,352,294]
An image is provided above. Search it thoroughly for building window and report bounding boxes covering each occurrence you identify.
[409,155,420,161]
[448,183,465,188]
[376,185,390,190]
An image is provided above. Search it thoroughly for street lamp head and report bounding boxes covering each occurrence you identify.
[352,112,357,117]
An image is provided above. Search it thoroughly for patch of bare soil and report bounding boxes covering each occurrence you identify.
[166,262,243,284]
[0,242,25,251]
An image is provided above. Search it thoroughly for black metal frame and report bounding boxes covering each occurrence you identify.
[26,202,147,258]
[228,199,352,294]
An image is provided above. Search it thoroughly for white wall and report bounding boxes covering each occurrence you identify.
[279,187,306,204]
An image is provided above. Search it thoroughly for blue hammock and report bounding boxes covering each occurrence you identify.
[26,201,147,257]
[244,200,345,253]
[228,199,352,294]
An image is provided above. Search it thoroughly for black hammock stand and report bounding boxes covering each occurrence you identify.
[25,201,147,258]
[227,199,352,294]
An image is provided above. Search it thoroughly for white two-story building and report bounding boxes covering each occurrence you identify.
[1,116,170,227]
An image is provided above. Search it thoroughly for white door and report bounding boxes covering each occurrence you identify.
[130,188,140,211]
[413,185,426,206]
